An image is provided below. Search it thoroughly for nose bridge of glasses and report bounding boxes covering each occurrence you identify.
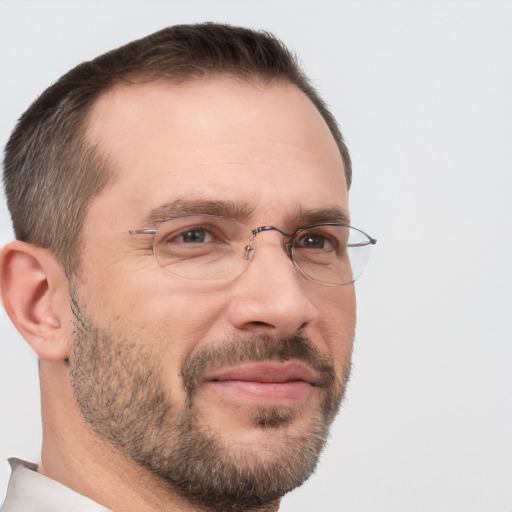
[244,225,293,261]
[251,225,292,238]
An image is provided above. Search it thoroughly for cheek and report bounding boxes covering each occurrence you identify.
[107,279,232,367]
[79,252,227,331]
[145,279,232,331]
[316,286,356,366]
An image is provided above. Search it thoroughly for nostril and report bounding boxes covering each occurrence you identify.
[239,320,277,335]
[250,321,273,328]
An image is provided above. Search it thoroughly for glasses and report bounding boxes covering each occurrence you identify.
[128,215,376,286]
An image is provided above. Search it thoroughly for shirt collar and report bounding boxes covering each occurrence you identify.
[1,458,110,512]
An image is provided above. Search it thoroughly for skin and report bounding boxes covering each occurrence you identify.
[0,77,355,511]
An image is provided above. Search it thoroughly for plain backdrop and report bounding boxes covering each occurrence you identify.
[0,1,511,511]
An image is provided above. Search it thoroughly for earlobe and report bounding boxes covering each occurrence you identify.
[0,241,70,361]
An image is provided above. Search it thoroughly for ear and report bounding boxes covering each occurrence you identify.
[0,240,71,361]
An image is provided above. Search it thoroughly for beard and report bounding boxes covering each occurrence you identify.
[68,290,352,512]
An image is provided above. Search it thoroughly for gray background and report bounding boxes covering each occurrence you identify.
[1,1,511,511]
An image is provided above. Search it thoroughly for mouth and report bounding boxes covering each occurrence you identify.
[201,361,320,403]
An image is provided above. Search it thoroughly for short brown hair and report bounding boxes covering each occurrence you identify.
[3,23,352,274]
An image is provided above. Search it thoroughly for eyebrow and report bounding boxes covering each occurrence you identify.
[142,199,255,227]
[294,207,351,226]
[141,199,350,228]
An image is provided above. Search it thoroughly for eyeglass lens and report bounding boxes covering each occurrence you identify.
[152,215,374,285]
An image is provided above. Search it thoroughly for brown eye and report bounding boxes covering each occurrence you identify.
[296,232,335,251]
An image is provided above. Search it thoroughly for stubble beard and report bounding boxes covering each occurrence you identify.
[68,291,352,512]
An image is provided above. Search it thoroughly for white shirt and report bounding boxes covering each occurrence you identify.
[0,459,110,512]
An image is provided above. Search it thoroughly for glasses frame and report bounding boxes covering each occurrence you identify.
[128,214,377,286]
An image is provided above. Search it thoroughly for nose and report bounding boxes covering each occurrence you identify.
[227,235,318,338]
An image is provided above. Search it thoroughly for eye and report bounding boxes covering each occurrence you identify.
[295,232,336,251]
[154,216,247,252]
[151,215,248,274]
[175,227,213,244]
[156,223,228,261]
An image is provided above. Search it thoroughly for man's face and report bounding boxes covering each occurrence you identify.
[69,77,355,510]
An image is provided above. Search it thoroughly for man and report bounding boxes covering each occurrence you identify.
[0,23,375,512]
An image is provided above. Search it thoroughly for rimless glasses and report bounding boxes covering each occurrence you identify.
[128,215,376,286]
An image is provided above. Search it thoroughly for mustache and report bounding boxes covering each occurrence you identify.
[179,334,337,396]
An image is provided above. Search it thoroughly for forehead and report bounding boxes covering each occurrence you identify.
[85,77,348,227]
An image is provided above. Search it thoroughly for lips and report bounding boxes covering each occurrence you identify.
[203,361,319,384]
[201,361,319,402]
